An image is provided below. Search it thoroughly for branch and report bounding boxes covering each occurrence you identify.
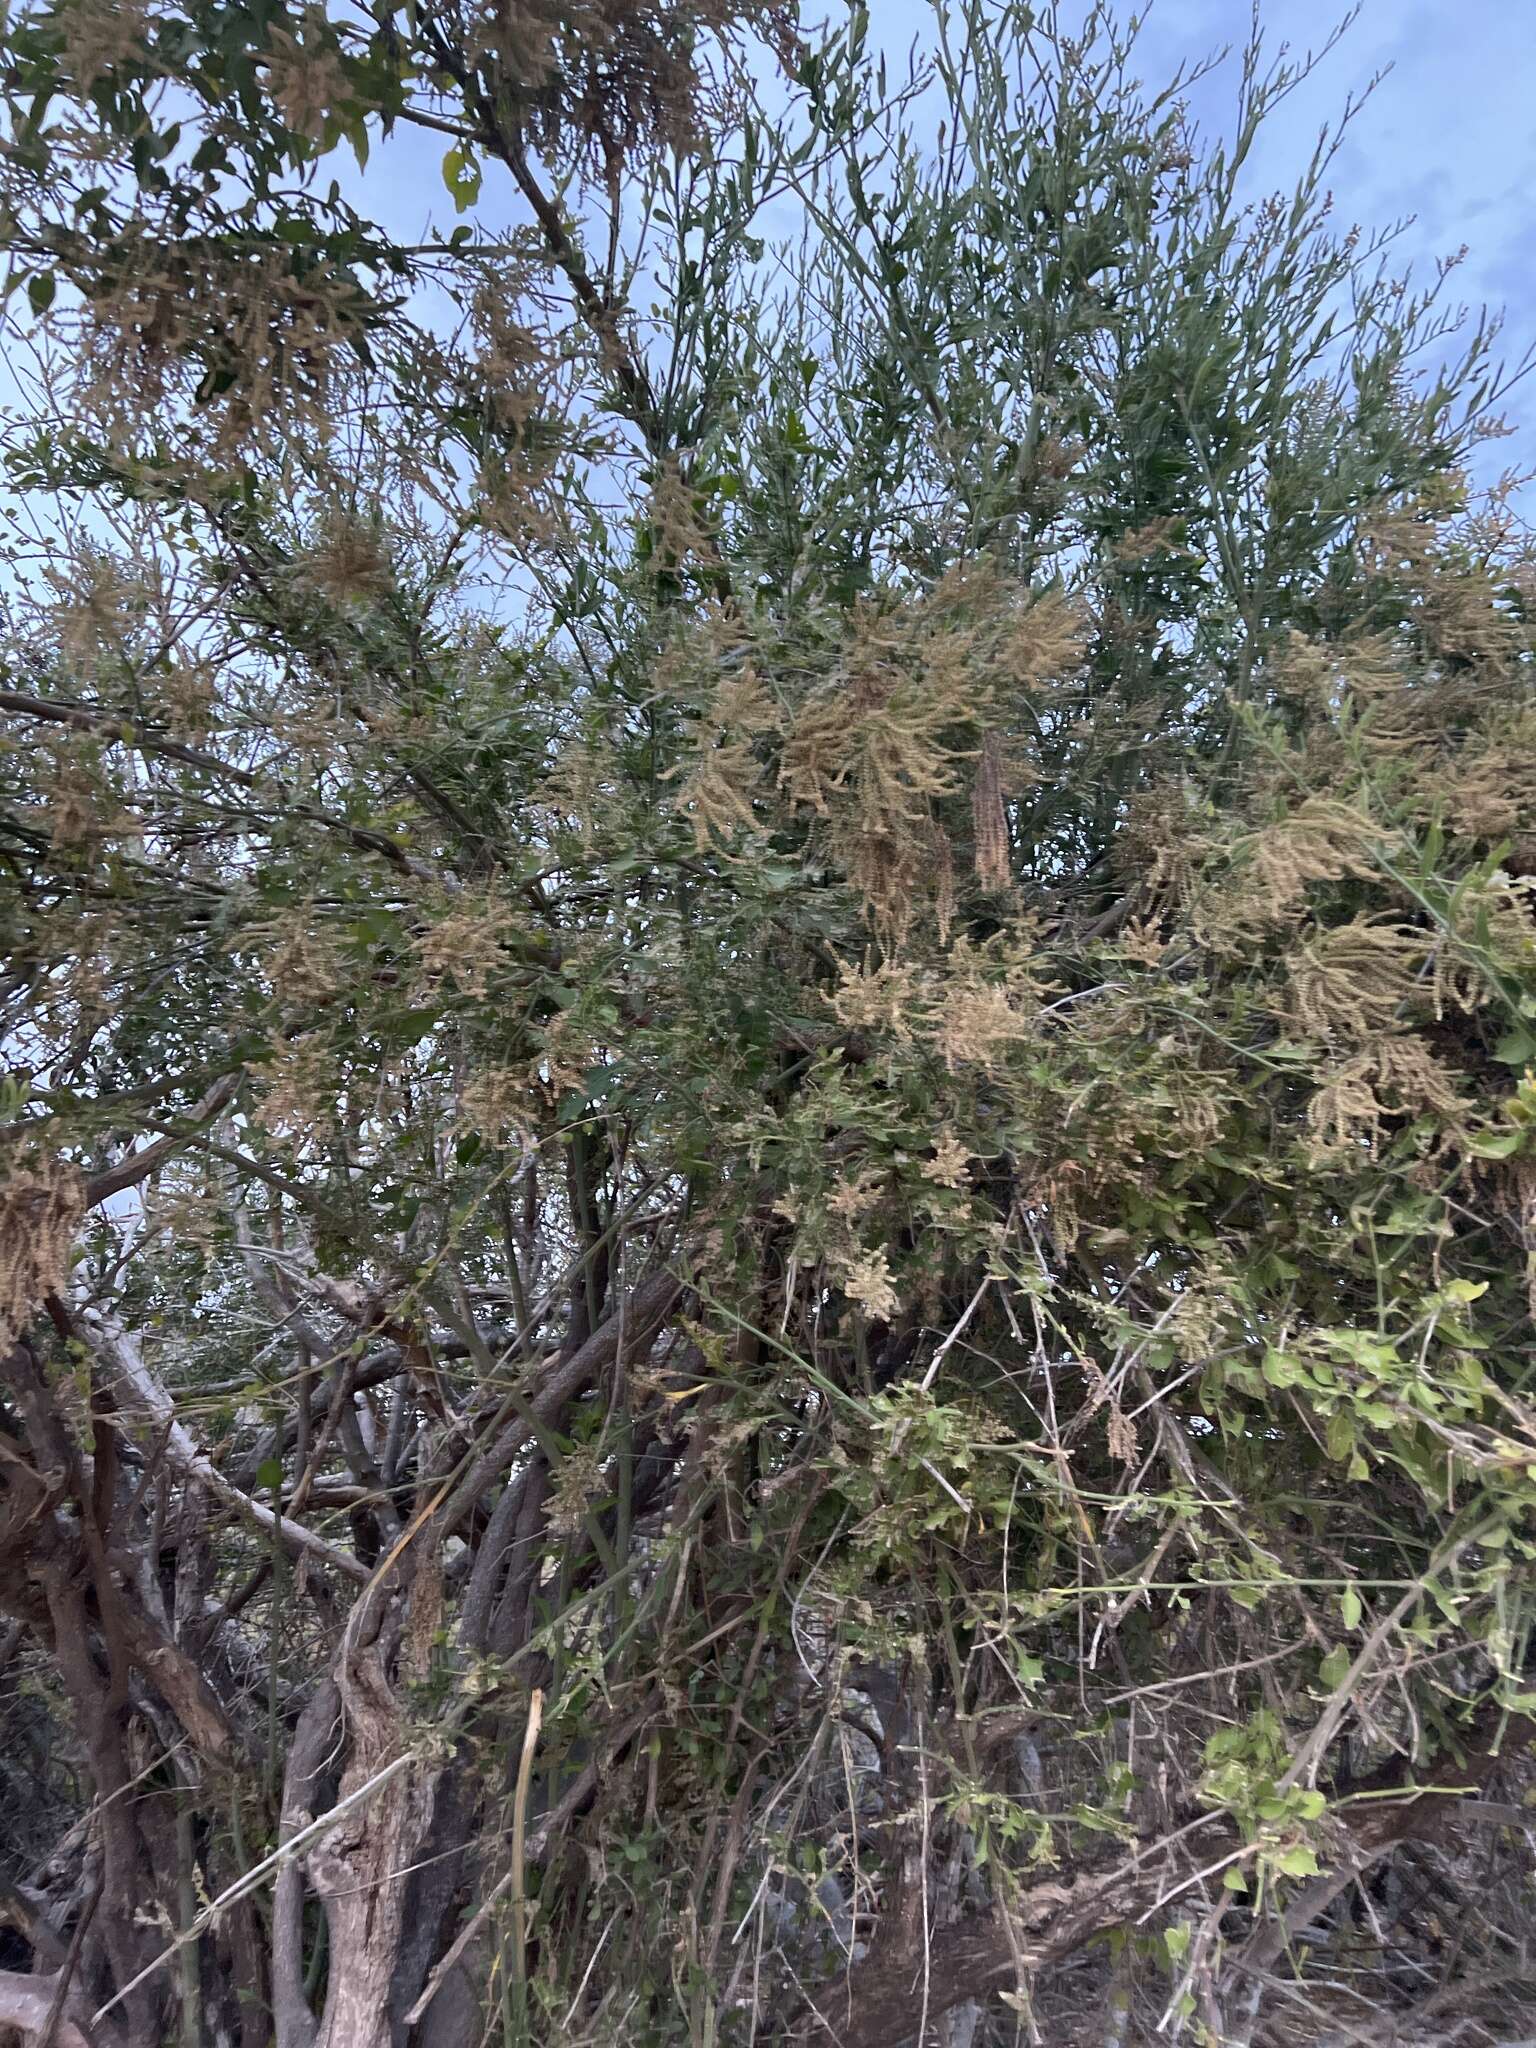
[495,139,666,455]
[74,1307,370,1584]
[0,689,248,781]
[404,1688,660,2028]
[83,1074,242,1207]
[94,1748,415,2028]
[409,16,666,460]
[0,1967,106,2048]
[272,1680,339,2048]
[1,689,428,878]
[440,1269,683,1527]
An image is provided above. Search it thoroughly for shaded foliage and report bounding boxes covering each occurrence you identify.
[1,3,1535,2045]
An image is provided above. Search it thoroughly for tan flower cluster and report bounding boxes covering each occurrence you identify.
[1287,919,1428,1042]
[838,1245,899,1321]
[829,958,924,1040]
[922,1133,973,1190]
[647,459,717,569]
[672,658,780,851]
[830,938,1048,1076]
[154,658,217,742]
[1162,1268,1235,1365]
[44,549,138,677]
[776,578,991,939]
[546,1438,606,1537]
[781,648,966,825]
[1306,1036,1470,1160]
[1431,711,1536,867]
[251,1037,338,1143]
[1424,873,1536,1018]
[932,938,1047,1075]
[1235,798,1380,928]
[845,577,1073,930]
[997,585,1085,691]
[264,16,350,143]
[544,737,622,851]
[70,232,374,454]
[1115,784,1212,911]
[46,758,102,852]
[463,0,794,171]
[1265,628,1403,721]
[528,1009,594,1100]
[456,1065,534,1143]
[415,899,517,998]
[1361,505,1520,671]
[0,1156,84,1345]
[934,979,1034,1074]
[1024,1159,1092,1254]
[827,1170,884,1224]
[143,1170,225,1255]
[1112,516,1191,566]
[669,563,1082,937]
[299,511,393,609]
[258,906,347,1007]
[57,0,149,95]
[971,731,1011,894]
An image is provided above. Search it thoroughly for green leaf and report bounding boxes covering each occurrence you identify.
[1262,1346,1302,1388]
[442,144,482,213]
[1325,1409,1355,1463]
[1467,1128,1525,1159]
[1441,1278,1488,1304]
[1318,1646,1351,1688]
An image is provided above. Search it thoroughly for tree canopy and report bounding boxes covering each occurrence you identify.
[2,3,1536,2045]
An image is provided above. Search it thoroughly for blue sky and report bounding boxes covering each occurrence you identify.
[1077,0,1536,344]
[866,0,1536,343]
[340,0,1536,469]
[9,2,1532,500]
[871,0,1536,464]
